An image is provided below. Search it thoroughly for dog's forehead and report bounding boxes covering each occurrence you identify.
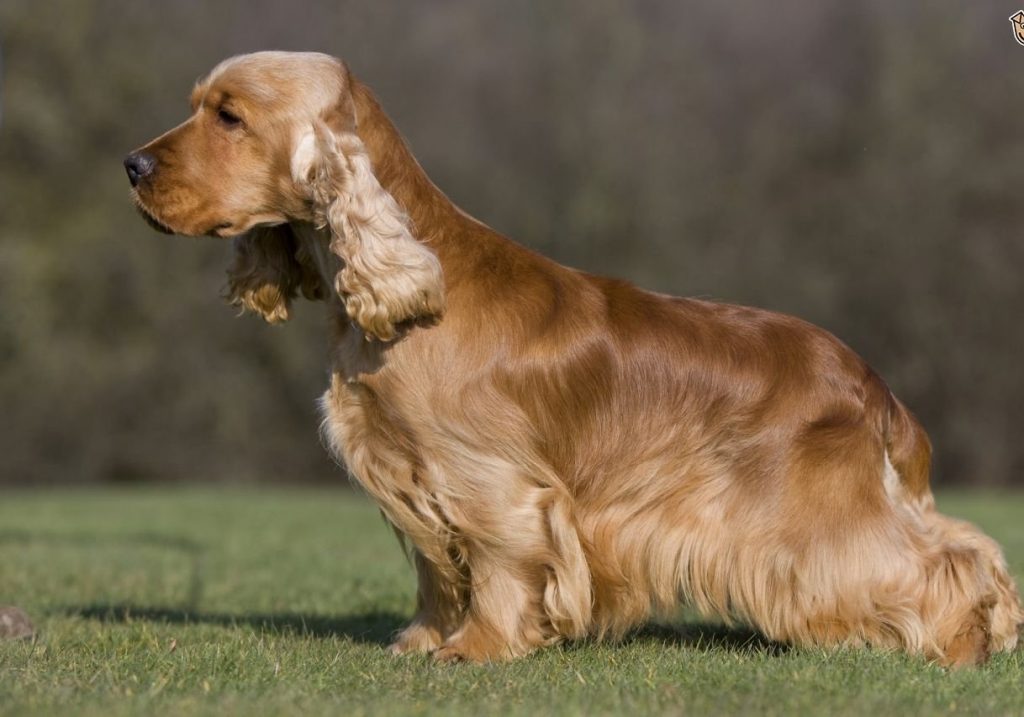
[194,52,345,116]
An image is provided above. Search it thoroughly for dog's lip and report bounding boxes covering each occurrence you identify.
[132,197,175,235]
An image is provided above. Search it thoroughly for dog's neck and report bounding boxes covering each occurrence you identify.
[349,80,464,248]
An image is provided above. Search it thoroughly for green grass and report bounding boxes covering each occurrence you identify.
[1,488,1023,716]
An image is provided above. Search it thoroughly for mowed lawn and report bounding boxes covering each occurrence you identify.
[1,488,1023,716]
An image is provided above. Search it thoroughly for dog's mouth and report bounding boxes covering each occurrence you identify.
[132,196,175,235]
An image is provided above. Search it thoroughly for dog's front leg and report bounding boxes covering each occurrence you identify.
[431,480,592,663]
[390,550,464,655]
[432,539,546,662]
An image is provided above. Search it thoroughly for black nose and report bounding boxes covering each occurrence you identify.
[124,152,157,187]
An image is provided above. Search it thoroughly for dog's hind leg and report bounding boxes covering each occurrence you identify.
[921,508,1022,655]
[746,415,1004,667]
[874,397,1021,663]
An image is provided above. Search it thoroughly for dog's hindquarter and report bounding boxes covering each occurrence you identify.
[495,278,1019,661]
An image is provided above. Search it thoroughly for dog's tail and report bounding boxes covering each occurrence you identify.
[882,390,933,502]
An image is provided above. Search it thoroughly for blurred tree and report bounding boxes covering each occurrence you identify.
[0,0,1021,485]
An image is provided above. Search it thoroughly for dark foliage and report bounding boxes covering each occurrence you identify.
[1,0,1021,485]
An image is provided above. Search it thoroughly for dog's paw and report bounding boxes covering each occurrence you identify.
[431,624,519,664]
[432,644,470,663]
[389,622,443,656]
[940,607,992,669]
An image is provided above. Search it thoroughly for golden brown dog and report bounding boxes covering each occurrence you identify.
[126,51,1022,666]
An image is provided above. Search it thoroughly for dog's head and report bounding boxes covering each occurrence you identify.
[126,51,444,339]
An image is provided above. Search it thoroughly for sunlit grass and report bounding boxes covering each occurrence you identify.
[1,487,1022,716]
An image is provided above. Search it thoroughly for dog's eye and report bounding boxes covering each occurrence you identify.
[217,108,243,128]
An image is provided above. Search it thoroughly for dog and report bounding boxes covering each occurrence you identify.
[126,51,1022,666]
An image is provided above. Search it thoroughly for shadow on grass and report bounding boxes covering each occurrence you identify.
[626,621,788,656]
[64,604,406,645]
[66,604,782,655]
[10,529,780,656]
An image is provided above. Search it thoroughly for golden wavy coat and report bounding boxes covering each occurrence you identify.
[127,51,1022,666]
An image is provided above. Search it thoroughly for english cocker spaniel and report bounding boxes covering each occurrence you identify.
[126,51,1022,666]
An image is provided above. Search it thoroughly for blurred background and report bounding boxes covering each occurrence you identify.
[0,0,1021,487]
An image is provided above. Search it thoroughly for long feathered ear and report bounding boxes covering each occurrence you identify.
[295,120,445,341]
[224,225,325,324]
